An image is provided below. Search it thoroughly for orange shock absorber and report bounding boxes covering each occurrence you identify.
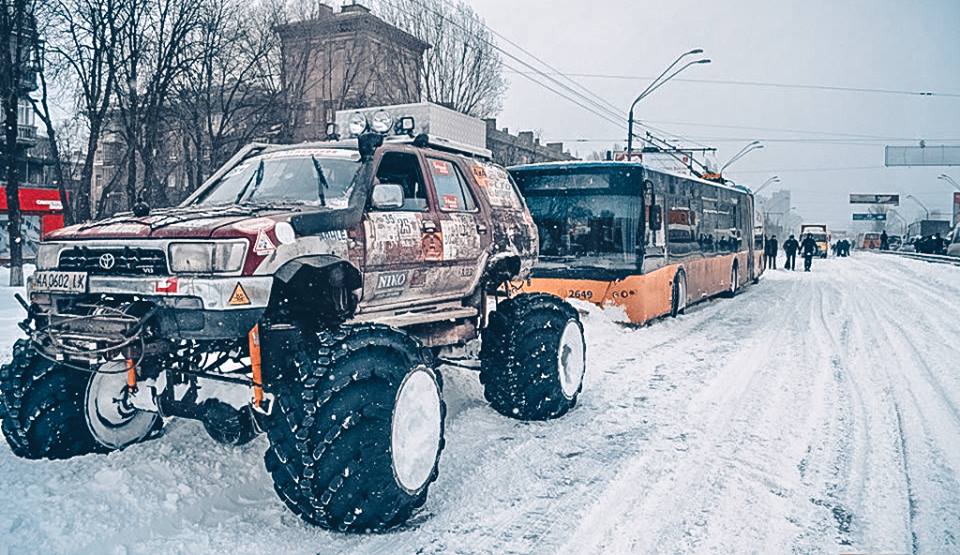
[126,358,137,393]
[248,324,264,408]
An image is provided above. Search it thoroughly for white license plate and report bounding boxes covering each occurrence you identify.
[32,271,88,293]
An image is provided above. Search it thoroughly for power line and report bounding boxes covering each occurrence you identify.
[380,0,627,132]
[556,137,960,145]
[504,70,960,99]
[384,0,711,151]
[728,165,884,174]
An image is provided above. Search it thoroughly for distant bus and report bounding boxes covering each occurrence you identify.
[509,161,758,325]
[800,224,829,258]
[858,232,882,250]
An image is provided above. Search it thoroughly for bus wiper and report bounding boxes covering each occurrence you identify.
[312,155,329,207]
[234,159,265,204]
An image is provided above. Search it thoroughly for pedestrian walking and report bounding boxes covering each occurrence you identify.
[783,234,800,270]
[933,233,946,255]
[880,230,889,251]
[764,234,778,269]
[801,234,817,271]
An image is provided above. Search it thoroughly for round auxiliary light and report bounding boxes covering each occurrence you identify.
[370,110,394,134]
[348,112,368,136]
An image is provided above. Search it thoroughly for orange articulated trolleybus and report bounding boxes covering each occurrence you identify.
[508,161,760,325]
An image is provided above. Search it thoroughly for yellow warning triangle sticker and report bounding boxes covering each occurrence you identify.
[229,283,251,306]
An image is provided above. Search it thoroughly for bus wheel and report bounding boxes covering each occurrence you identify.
[480,294,586,421]
[671,271,687,317]
[725,264,739,298]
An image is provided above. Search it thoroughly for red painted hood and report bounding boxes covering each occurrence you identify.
[45,205,289,241]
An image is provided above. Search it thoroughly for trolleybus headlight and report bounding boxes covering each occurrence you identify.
[348,112,368,136]
[370,110,393,134]
[168,241,247,274]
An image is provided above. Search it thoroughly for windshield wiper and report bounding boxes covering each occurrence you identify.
[311,155,329,207]
[234,159,265,204]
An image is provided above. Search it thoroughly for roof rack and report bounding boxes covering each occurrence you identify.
[333,102,492,159]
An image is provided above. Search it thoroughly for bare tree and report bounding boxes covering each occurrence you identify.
[374,0,506,118]
[174,0,281,191]
[0,0,38,286]
[27,8,73,224]
[41,0,123,222]
[114,0,202,210]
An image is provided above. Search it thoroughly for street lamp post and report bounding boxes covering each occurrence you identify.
[721,141,764,174]
[754,175,781,195]
[887,210,907,236]
[626,50,711,158]
[906,194,930,220]
[939,174,960,191]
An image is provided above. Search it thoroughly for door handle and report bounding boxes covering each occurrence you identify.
[477,223,488,235]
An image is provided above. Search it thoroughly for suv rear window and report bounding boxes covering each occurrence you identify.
[428,158,476,212]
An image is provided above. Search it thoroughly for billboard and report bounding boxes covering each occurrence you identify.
[850,194,899,205]
[954,192,960,226]
[852,213,887,221]
[885,145,960,167]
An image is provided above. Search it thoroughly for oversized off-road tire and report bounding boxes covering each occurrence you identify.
[480,293,586,421]
[262,324,445,532]
[0,339,105,459]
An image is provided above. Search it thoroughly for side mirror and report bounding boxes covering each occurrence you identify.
[372,183,404,210]
[648,205,662,231]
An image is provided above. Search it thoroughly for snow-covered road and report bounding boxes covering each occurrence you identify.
[2,253,959,554]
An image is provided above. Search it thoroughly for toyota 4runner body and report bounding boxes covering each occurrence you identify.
[0,107,587,533]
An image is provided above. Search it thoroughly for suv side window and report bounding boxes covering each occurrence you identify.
[376,152,429,211]
[428,158,477,212]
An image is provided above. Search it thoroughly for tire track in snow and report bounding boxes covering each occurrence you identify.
[847,272,960,553]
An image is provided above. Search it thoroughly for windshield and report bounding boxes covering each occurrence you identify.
[195,148,361,208]
[526,193,643,273]
[807,233,828,242]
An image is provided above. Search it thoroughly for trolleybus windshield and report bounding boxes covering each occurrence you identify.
[514,169,644,277]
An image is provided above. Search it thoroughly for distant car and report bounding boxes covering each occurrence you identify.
[888,234,902,250]
[899,237,917,252]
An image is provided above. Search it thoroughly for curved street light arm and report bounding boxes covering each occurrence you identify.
[906,194,930,219]
[629,48,703,113]
[938,174,960,191]
[753,175,781,194]
[721,141,764,173]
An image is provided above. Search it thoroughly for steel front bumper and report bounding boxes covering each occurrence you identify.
[27,274,274,340]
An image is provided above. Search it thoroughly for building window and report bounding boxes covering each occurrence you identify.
[18,101,34,127]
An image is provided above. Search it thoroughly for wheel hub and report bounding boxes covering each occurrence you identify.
[557,321,586,400]
[391,367,442,494]
[85,361,159,450]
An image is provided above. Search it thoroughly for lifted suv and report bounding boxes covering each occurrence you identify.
[0,115,587,532]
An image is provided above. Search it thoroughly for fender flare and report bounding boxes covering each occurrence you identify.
[274,256,362,291]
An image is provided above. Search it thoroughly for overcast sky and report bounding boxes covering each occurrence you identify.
[467,0,960,231]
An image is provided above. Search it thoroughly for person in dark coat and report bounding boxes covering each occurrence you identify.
[764,235,778,269]
[840,238,851,257]
[783,234,800,270]
[801,234,818,271]
[880,230,889,251]
[933,233,946,255]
